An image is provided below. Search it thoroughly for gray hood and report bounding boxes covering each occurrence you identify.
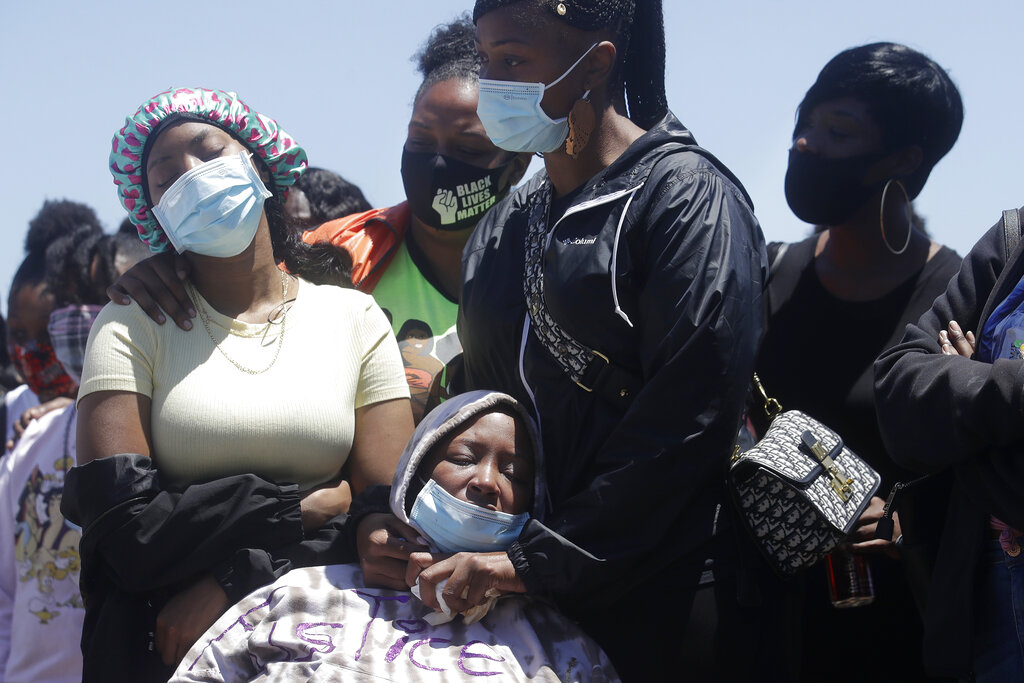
[389,390,545,527]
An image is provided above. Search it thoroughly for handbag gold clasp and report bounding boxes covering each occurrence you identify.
[802,431,854,502]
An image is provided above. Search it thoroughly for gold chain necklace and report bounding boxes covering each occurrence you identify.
[190,271,291,376]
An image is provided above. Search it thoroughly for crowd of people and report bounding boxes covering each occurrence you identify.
[0,1,1021,682]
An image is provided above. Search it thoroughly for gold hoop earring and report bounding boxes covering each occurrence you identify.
[880,179,912,256]
[566,90,595,159]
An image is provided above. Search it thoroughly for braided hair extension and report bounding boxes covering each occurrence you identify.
[473,0,667,128]
[414,14,481,104]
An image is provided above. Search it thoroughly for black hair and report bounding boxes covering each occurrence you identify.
[473,0,667,129]
[0,312,14,392]
[24,200,103,255]
[282,238,354,289]
[413,14,481,103]
[43,228,101,306]
[293,167,372,225]
[796,42,964,198]
[46,228,152,306]
[117,216,139,235]
[10,200,103,309]
[397,318,434,341]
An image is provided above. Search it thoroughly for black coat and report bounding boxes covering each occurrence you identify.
[61,454,361,682]
[458,112,766,636]
[875,211,1024,676]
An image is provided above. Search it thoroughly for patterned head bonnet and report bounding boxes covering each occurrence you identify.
[109,87,308,252]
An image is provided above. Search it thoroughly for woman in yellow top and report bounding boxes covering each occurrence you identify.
[67,87,413,683]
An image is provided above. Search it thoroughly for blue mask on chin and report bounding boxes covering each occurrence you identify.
[409,478,530,554]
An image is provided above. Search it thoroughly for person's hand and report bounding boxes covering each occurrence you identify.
[847,496,901,559]
[299,479,352,532]
[5,397,73,451]
[107,252,195,330]
[155,575,230,667]
[406,551,525,614]
[939,320,975,357]
[356,513,428,591]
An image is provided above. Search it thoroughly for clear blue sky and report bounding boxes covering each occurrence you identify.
[2,0,1022,313]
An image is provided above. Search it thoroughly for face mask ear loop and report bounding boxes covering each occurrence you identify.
[545,42,600,90]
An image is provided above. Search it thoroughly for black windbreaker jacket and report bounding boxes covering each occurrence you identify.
[875,212,1024,676]
[458,112,767,622]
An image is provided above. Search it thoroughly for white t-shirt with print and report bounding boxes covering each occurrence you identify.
[0,405,82,683]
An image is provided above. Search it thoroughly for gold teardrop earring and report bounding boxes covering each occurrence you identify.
[566,89,595,159]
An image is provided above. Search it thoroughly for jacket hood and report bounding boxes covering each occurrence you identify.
[520,110,753,211]
[389,391,546,527]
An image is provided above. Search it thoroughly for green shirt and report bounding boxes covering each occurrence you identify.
[371,238,460,422]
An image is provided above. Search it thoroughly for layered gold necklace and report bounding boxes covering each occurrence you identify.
[188,271,293,375]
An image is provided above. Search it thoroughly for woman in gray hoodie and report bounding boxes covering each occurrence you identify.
[172,391,618,682]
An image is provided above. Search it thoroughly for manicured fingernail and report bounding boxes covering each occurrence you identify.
[183,320,192,330]
[157,315,166,324]
[951,321,962,333]
[188,308,196,317]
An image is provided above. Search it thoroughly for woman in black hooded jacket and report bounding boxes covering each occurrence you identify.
[358,2,767,679]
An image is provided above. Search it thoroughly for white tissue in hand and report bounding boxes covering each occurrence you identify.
[411,578,501,625]
[412,578,454,625]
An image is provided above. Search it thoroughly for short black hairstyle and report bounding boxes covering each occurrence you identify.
[413,14,481,104]
[795,42,964,198]
[10,200,103,308]
[473,0,667,129]
[294,167,372,225]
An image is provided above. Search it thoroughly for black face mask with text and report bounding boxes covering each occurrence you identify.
[784,148,889,227]
[401,149,515,232]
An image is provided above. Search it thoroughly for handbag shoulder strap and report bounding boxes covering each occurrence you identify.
[522,180,641,406]
[1003,208,1021,263]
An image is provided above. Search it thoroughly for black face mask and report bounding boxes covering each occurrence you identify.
[401,149,515,232]
[784,148,888,227]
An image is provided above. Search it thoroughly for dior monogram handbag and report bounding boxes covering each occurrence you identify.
[729,374,881,576]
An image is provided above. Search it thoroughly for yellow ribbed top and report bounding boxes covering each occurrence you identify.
[79,279,409,490]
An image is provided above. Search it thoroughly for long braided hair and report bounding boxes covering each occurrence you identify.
[472,0,667,129]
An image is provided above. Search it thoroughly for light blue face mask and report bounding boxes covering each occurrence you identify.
[152,151,272,258]
[409,478,530,554]
[477,43,598,154]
